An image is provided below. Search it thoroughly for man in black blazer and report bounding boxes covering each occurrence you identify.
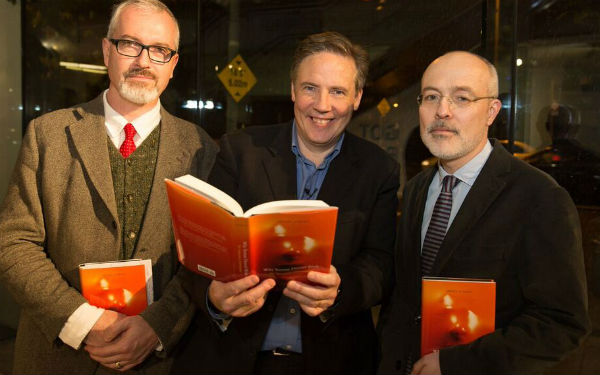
[377,51,590,374]
[173,32,399,374]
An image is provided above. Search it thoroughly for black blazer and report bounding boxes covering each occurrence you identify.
[377,139,590,374]
[174,122,400,374]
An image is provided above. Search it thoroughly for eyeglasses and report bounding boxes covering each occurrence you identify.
[417,93,497,109]
[109,38,177,63]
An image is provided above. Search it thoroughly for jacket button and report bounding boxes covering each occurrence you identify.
[128,231,136,239]
[414,314,421,324]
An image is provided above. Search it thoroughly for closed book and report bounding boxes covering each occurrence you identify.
[421,277,496,356]
[165,175,338,282]
[79,259,153,316]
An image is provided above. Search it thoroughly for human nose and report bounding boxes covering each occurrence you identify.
[133,47,151,67]
[435,96,452,119]
[314,91,331,112]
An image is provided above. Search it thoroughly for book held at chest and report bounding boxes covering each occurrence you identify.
[79,259,153,316]
[165,174,338,282]
[421,277,496,356]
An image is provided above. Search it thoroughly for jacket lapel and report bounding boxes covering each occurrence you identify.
[430,140,511,275]
[410,167,437,300]
[68,95,119,225]
[135,109,192,255]
[262,123,297,200]
[317,133,358,206]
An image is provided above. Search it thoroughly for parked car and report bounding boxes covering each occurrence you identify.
[522,139,600,207]
[420,140,537,169]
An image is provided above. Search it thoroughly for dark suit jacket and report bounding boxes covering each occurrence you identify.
[174,122,400,374]
[377,139,590,374]
[0,95,217,374]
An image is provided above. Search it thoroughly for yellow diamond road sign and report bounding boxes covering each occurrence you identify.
[377,98,391,117]
[217,54,257,102]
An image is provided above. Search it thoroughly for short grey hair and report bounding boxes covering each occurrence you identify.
[106,0,180,51]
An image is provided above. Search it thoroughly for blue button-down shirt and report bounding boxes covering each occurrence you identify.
[260,122,344,353]
[421,140,493,250]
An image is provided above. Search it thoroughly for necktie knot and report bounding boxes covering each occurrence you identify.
[120,123,137,158]
[442,175,459,193]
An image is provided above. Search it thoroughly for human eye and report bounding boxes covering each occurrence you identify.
[331,89,346,96]
[149,45,171,60]
[453,95,471,103]
[302,85,316,93]
[119,39,140,49]
[423,93,440,103]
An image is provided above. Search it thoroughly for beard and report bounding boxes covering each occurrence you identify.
[421,120,485,162]
[117,68,160,105]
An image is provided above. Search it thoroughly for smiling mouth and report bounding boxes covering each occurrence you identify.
[310,116,334,125]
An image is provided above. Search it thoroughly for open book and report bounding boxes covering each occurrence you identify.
[165,175,338,282]
[421,277,496,356]
[79,259,153,316]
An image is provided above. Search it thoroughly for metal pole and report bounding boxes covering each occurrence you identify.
[225,0,240,133]
[508,0,518,152]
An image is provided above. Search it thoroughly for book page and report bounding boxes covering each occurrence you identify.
[174,174,244,217]
[244,200,330,218]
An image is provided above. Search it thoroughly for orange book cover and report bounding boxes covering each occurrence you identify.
[421,277,496,356]
[165,175,338,282]
[79,259,153,316]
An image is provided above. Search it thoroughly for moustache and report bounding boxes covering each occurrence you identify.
[427,121,458,134]
[124,68,156,80]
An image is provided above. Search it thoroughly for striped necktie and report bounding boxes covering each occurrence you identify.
[421,175,459,275]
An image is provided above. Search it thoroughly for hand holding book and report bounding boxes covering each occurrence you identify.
[165,175,339,282]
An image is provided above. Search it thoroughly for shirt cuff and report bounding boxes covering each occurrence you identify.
[58,303,104,349]
[206,293,232,332]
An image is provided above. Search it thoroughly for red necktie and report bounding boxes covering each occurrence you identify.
[120,123,137,158]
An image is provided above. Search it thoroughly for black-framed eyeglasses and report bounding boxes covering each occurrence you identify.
[109,38,177,63]
[417,93,497,109]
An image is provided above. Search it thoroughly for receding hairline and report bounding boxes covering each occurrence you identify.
[425,51,499,97]
[106,0,180,51]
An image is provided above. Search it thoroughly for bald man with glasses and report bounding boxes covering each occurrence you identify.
[377,51,589,374]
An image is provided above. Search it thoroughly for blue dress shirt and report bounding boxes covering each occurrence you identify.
[260,122,344,353]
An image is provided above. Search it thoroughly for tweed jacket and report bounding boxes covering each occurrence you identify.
[173,122,400,374]
[377,139,590,374]
[0,94,217,374]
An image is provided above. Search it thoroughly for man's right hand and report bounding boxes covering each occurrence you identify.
[208,275,276,317]
[84,309,126,346]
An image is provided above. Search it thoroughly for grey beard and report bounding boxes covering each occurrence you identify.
[118,80,159,105]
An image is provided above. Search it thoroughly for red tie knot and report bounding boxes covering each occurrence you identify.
[120,123,137,158]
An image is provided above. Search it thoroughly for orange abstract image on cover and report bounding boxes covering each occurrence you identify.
[248,210,336,281]
[421,278,496,356]
[80,265,148,316]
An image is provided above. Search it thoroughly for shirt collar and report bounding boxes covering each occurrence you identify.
[102,89,162,139]
[291,120,345,167]
[436,140,493,187]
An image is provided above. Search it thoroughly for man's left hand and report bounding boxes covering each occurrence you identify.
[283,265,341,317]
[411,350,441,375]
[84,315,159,372]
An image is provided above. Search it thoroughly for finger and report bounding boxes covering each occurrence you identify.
[103,317,129,342]
[223,274,261,296]
[285,280,337,301]
[228,278,275,309]
[306,266,340,287]
[282,287,333,311]
[411,358,425,375]
[86,346,120,361]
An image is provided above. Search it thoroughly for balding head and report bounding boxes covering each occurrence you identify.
[418,51,502,173]
[424,51,498,97]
